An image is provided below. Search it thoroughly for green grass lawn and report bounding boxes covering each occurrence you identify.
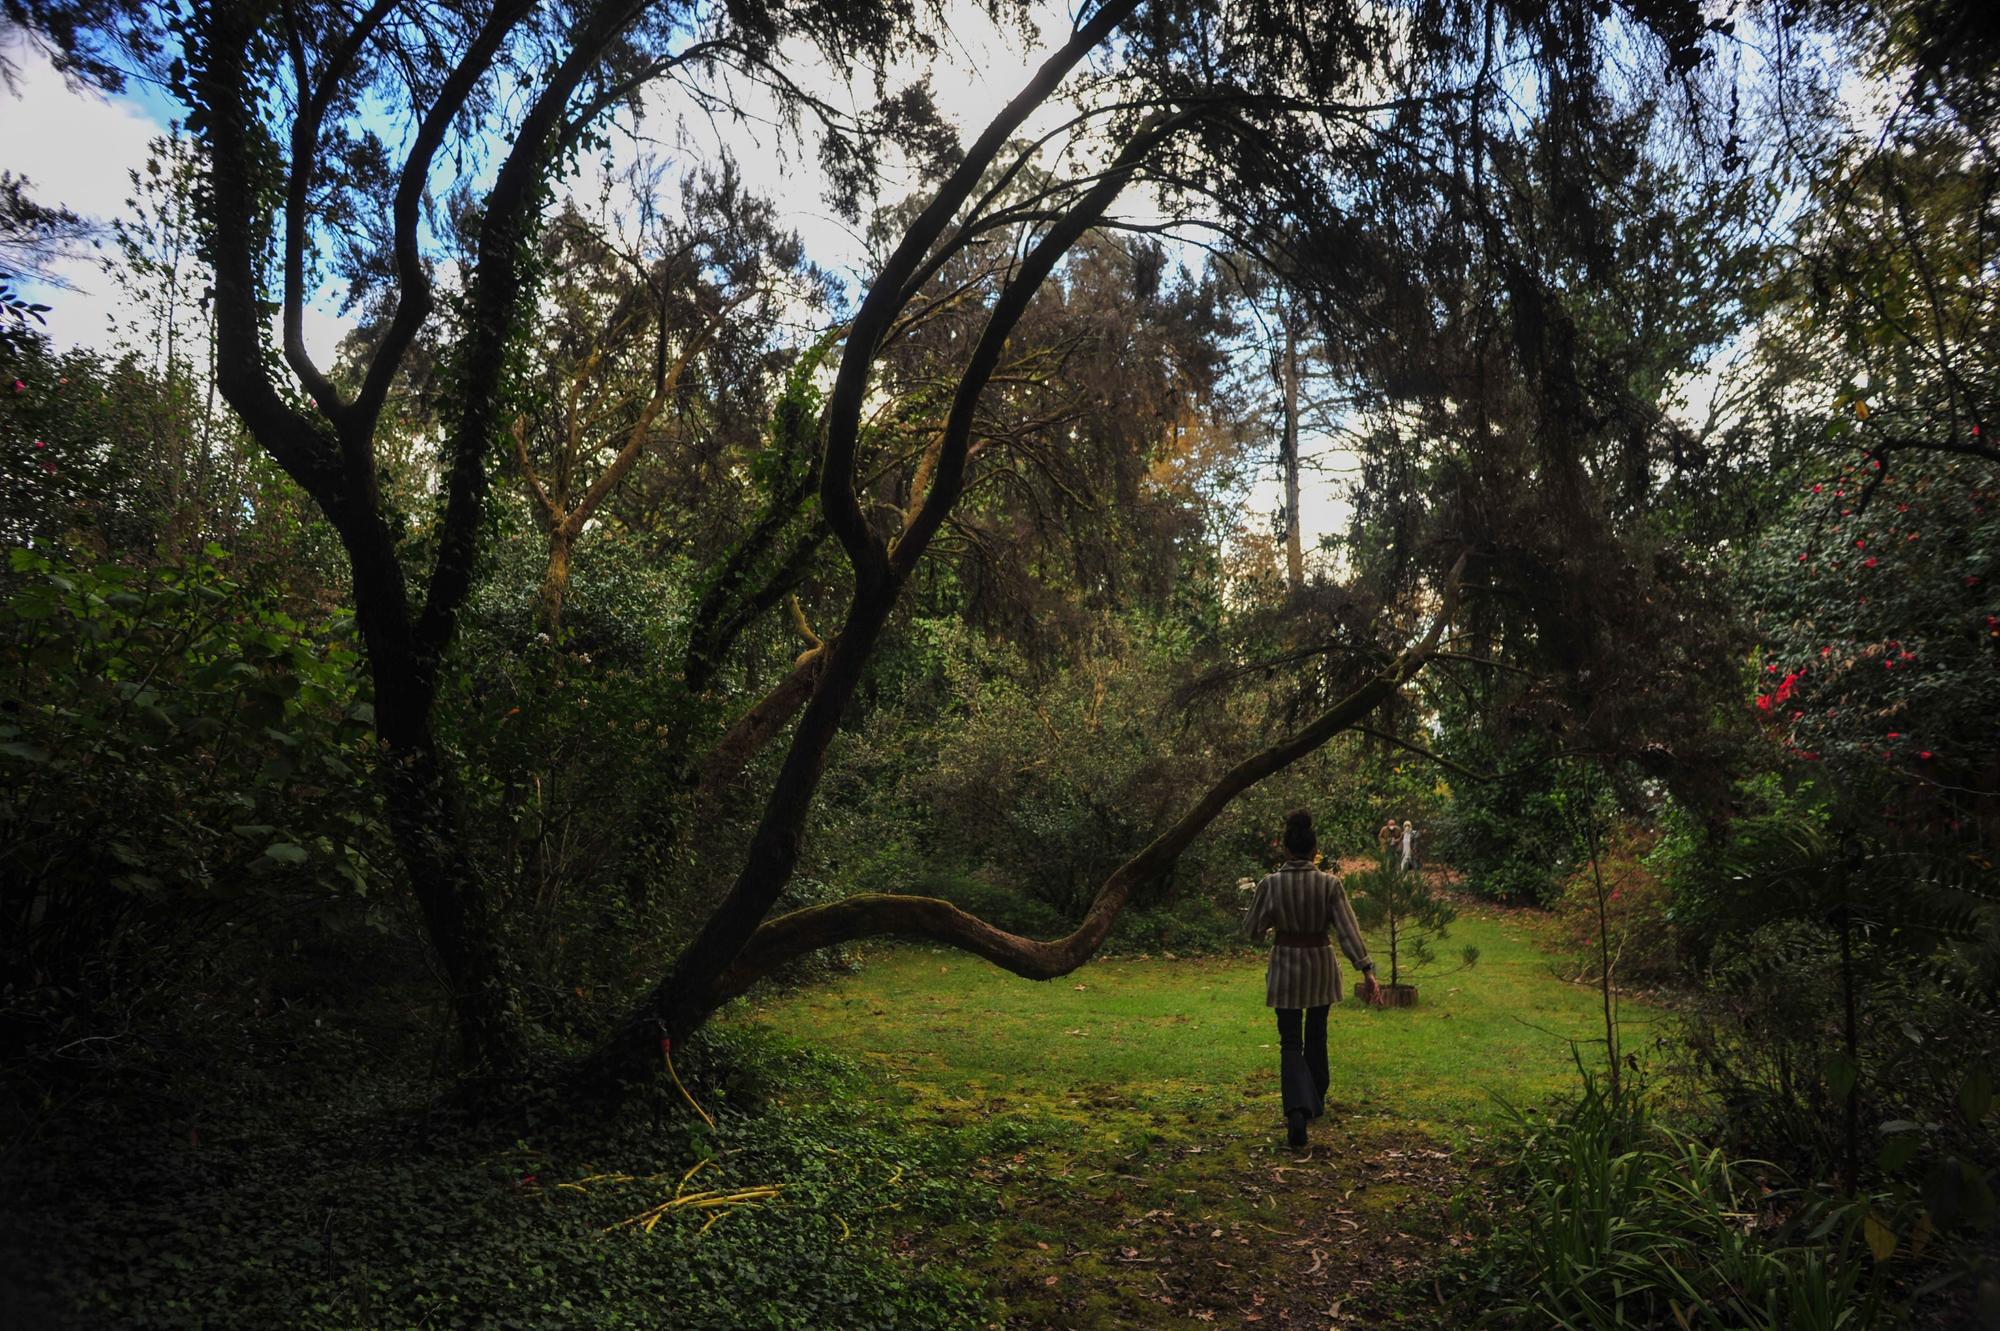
[740,902,1654,1139]
[733,902,1661,1329]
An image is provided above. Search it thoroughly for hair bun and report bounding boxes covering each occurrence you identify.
[1282,808,1316,857]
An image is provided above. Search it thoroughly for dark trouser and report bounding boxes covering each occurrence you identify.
[1276,1005,1331,1118]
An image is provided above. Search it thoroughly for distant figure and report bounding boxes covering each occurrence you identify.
[1242,809,1381,1149]
[1400,819,1419,873]
[1377,816,1399,858]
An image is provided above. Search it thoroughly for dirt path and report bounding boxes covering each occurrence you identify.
[910,1092,1488,1330]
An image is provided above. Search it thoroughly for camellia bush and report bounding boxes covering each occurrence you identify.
[1745,455,1999,832]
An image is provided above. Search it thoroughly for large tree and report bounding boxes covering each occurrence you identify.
[11,0,1734,1083]
[162,0,961,1071]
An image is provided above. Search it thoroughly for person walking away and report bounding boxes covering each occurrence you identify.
[1242,809,1381,1148]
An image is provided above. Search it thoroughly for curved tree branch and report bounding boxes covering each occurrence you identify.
[280,0,400,415]
[819,0,1143,584]
[705,551,1469,1004]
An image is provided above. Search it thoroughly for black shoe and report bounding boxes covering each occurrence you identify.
[1286,1110,1308,1149]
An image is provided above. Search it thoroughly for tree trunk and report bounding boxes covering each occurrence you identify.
[539,528,573,634]
[380,740,528,1073]
[1280,315,1305,592]
[694,646,827,798]
[1388,911,1400,987]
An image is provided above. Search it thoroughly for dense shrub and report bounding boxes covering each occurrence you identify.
[811,614,1382,931]
[1430,734,1584,904]
[0,548,391,1056]
[1681,918,2000,1186]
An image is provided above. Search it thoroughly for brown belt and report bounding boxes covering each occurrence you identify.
[1274,930,1329,948]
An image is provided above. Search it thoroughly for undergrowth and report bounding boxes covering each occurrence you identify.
[1467,1062,1885,1330]
[0,1023,993,1331]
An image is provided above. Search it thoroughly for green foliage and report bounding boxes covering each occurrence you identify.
[1431,733,1588,905]
[0,547,388,1040]
[1682,914,2000,1203]
[811,612,1384,942]
[444,527,722,1028]
[1473,1068,1886,1330]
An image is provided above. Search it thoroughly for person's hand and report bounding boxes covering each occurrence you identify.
[1360,971,1382,1006]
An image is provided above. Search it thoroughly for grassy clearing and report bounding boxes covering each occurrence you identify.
[734,902,1660,1329]
[742,902,1653,1138]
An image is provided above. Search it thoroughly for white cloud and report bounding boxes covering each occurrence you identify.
[1,36,169,351]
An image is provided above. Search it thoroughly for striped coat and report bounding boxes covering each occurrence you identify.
[1242,860,1375,1008]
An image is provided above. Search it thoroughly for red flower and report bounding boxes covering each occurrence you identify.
[1855,538,1866,549]
[1919,751,1934,760]
[1864,556,1878,567]
[1755,695,1773,711]
[1820,646,1833,657]
[1968,576,1983,586]
[1887,732,1902,740]
[1812,483,1823,493]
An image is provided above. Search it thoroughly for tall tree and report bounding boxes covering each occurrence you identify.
[160,0,957,1071]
